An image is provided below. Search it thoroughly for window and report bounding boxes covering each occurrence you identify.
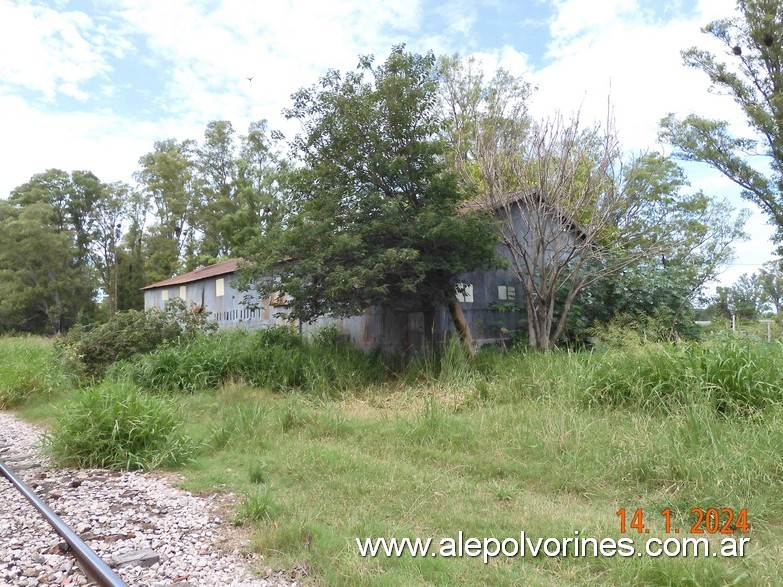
[179,285,187,300]
[498,285,516,301]
[161,290,169,301]
[456,283,474,303]
[216,278,224,297]
[270,292,292,307]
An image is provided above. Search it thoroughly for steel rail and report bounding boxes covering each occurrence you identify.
[0,457,128,587]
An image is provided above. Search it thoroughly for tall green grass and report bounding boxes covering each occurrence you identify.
[177,377,783,585]
[115,327,387,396]
[583,333,783,414]
[45,380,197,470]
[0,336,72,408]
[7,329,783,584]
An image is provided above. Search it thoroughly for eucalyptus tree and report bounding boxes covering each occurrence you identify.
[0,201,93,333]
[9,168,102,266]
[135,138,199,281]
[660,0,783,250]
[195,120,238,262]
[218,120,288,256]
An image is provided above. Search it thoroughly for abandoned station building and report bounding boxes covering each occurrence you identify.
[142,194,548,355]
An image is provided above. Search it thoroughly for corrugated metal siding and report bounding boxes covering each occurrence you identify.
[143,239,528,353]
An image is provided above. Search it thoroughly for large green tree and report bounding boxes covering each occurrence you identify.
[9,168,103,266]
[218,120,288,257]
[242,47,499,351]
[0,201,94,333]
[3,169,107,331]
[570,154,748,339]
[710,273,766,320]
[194,120,237,263]
[89,181,138,315]
[758,260,783,314]
[135,139,199,281]
[660,0,783,249]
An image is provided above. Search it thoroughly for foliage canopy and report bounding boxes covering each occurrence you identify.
[241,47,499,327]
[660,0,783,249]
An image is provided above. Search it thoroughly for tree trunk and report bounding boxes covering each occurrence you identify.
[448,301,476,357]
[422,309,435,354]
[526,295,554,352]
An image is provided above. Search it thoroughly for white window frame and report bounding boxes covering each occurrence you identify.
[216,277,225,297]
[498,285,516,301]
[456,283,474,303]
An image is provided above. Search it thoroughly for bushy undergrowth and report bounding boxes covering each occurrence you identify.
[45,380,196,470]
[116,326,386,395]
[584,333,783,414]
[57,299,216,378]
[0,337,72,408]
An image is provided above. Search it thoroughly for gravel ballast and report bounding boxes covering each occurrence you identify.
[0,411,294,587]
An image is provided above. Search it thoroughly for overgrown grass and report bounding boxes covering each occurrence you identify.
[175,380,782,586]
[44,380,197,470]
[114,327,387,396]
[583,333,783,414]
[0,336,72,408]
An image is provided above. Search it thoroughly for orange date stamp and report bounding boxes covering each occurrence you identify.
[617,508,749,534]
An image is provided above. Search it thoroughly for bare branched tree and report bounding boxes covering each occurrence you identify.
[478,113,676,350]
[439,58,746,351]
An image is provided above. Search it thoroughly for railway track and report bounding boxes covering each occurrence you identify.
[0,412,293,587]
[0,449,127,586]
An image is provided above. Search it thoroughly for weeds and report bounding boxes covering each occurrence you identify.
[0,336,72,408]
[56,299,216,379]
[117,327,385,396]
[45,380,197,470]
[583,334,783,414]
[7,330,783,585]
[234,485,280,526]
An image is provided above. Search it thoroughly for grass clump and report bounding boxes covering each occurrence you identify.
[234,485,281,526]
[45,380,197,470]
[0,336,72,408]
[696,333,783,413]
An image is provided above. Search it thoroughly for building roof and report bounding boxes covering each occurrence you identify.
[458,188,587,240]
[141,258,244,290]
[457,188,537,213]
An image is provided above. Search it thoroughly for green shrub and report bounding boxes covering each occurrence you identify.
[45,380,197,470]
[0,337,73,408]
[57,299,216,378]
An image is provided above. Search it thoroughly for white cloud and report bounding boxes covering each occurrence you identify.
[464,0,774,289]
[549,0,639,43]
[0,0,125,101]
[0,94,156,194]
[525,4,752,152]
[0,0,428,198]
[0,0,775,291]
[68,0,428,154]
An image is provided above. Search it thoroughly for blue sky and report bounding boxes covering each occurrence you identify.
[0,0,773,288]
